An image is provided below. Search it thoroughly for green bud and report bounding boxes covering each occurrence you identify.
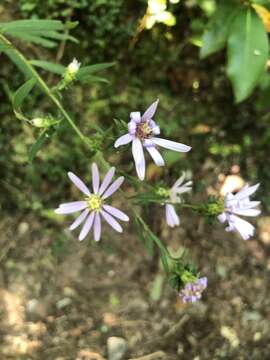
[180,270,197,285]
[32,117,46,128]
[31,116,59,128]
[156,187,170,198]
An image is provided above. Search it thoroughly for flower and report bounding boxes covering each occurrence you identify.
[158,173,192,227]
[67,58,81,76]
[179,277,207,303]
[114,100,191,180]
[217,183,261,240]
[55,164,129,241]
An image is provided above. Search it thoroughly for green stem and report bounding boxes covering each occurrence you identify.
[0,34,86,143]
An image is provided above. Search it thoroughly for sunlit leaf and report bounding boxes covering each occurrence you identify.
[227,7,269,102]
[200,2,238,58]
[253,4,270,32]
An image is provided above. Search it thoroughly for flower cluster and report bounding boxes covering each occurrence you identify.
[55,99,262,304]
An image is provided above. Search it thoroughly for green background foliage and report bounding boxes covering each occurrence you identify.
[0,0,269,214]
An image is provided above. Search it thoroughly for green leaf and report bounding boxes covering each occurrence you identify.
[30,60,66,75]
[13,78,36,110]
[200,2,238,58]
[160,250,169,273]
[9,32,57,48]
[28,130,49,162]
[150,274,164,301]
[0,20,65,34]
[77,75,109,84]
[0,20,77,48]
[0,36,33,78]
[76,62,115,79]
[227,7,269,102]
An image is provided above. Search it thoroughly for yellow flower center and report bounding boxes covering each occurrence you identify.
[87,194,103,211]
[136,122,153,139]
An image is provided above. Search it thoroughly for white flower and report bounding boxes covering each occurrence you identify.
[67,58,81,75]
[165,173,192,228]
[218,183,261,240]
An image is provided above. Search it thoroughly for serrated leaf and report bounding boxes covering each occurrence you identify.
[200,2,238,58]
[30,60,66,75]
[13,78,36,110]
[227,8,269,103]
[28,130,49,162]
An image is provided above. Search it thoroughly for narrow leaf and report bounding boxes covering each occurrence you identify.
[30,60,66,75]
[77,75,109,84]
[227,8,269,102]
[76,62,115,79]
[28,130,49,162]
[13,78,36,110]
[0,20,65,34]
[8,32,57,48]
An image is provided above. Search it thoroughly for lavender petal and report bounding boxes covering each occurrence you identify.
[146,146,165,166]
[132,137,144,165]
[68,172,91,196]
[55,201,87,214]
[130,111,141,123]
[78,211,95,241]
[102,176,124,199]
[91,163,100,194]
[152,138,191,152]
[100,210,123,233]
[94,213,101,241]
[98,167,115,195]
[114,133,133,148]
[102,205,129,221]
[142,99,159,121]
[69,208,89,230]
[135,153,145,181]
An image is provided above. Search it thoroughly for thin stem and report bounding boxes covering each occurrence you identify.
[0,34,86,143]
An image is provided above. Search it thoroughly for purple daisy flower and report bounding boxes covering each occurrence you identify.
[114,100,191,180]
[55,163,129,241]
[179,277,208,303]
[218,183,261,240]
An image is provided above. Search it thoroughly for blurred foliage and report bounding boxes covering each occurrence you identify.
[0,0,269,219]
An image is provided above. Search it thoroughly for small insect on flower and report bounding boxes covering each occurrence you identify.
[218,183,261,240]
[55,164,129,241]
[114,100,191,180]
[179,277,207,303]
[158,173,192,227]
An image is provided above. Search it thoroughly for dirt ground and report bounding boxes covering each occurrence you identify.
[0,198,270,360]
